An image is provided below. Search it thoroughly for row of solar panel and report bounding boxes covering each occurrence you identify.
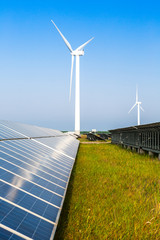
[0,121,79,239]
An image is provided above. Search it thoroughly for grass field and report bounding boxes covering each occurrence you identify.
[55,142,160,240]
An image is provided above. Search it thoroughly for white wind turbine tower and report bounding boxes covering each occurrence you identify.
[128,86,144,125]
[51,20,94,135]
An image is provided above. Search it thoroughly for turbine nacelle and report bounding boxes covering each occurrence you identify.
[71,50,84,56]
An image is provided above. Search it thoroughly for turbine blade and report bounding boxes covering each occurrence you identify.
[128,103,137,114]
[75,37,94,51]
[140,106,144,112]
[136,85,138,102]
[69,55,74,102]
[51,20,73,52]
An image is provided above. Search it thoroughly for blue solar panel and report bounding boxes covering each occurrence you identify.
[0,227,25,240]
[0,121,79,239]
[0,147,68,187]
[36,135,80,159]
[3,140,71,174]
[0,199,54,240]
[0,182,59,221]
[0,169,63,207]
[0,160,65,196]
[0,141,70,178]
[0,125,26,140]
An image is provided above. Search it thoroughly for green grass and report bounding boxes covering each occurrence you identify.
[55,144,160,240]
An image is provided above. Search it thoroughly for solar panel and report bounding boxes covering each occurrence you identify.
[0,120,62,139]
[35,135,79,159]
[0,124,27,140]
[0,121,79,240]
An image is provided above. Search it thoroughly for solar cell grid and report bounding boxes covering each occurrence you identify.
[0,167,64,198]
[0,183,59,222]
[0,177,62,207]
[0,121,79,239]
[1,142,69,175]
[0,143,69,182]
[37,136,79,159]
[2,140,72,173]
[0,160,65,196]
[13,138,74,166]
[1,180,60,207]
[0,225,28,240]
[0,227,16,240]
[0,200,54,240]
[0,125,26,140]
[5,160,66,189]
[0,144,69,182]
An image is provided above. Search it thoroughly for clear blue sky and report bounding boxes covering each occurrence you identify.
[0,0,160,131]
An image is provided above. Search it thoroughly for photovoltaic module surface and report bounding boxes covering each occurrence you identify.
[0,121,79,240]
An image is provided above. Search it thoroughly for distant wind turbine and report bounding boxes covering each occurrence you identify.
[51,20,94,135]
[128,86,144,125]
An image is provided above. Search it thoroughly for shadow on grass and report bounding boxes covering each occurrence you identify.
[54,158,78,240]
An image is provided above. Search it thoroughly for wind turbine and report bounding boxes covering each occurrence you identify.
[51,20,94,135]
[128,86,144,125]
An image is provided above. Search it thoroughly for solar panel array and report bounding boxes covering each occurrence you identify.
[0,121,79,240]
